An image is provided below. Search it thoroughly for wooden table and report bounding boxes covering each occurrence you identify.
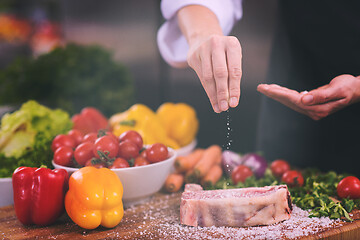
[0,192,359,239]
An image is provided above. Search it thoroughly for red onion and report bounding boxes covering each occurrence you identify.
[242,153,268,178]
[221,150,243,177]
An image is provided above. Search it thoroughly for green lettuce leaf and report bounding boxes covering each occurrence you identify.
[0,100,72,177]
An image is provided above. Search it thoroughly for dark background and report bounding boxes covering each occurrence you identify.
[1,0,279,155]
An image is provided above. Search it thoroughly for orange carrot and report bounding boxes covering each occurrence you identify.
[164,173,184,193]
[174,149,204,173]
[201,164,223,188]
[186,145,222,181]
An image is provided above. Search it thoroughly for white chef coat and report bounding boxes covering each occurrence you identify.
[157,0,243,68]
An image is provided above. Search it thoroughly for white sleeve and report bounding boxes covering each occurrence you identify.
[157,0,243,68]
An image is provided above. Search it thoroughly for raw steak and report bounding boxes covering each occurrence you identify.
[180,184,292,227]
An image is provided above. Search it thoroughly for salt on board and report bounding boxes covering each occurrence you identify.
[116,193,342,240]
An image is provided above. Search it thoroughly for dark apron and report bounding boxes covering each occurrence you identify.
[256,0,360,176]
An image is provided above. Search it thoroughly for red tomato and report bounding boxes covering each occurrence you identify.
[231,165,253,185]
[270,159,291,178]
[51,134,76,152]
[93,136,119,158]
[110,158,130,169]
[54,146,74,167]
[146,143,168,163]
[281,170,304,187]
[82,132,98,143]
[74,142,94,166]
[68,129,83,146]
[118,141,140,160]
[119,130,143,150]
[140,149,147,158]
[105,131,119,144]
[85,159,106,168]
[337,176,360,199]
[134,156,150,167]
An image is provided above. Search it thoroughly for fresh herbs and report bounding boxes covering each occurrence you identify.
[0,43,134,116]
[214,168,359,221]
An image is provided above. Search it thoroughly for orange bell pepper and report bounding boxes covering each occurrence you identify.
[65,166,124,229]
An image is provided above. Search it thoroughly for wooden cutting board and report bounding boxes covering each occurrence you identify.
[0,192,359,240]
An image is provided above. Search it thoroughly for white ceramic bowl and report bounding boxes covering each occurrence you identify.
[175,139,197,157]
[53,147,177,207]
[0,178,13,207]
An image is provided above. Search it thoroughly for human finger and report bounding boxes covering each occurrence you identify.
[196,48,220,113]
[301,85,345,106]
[226,37,242,108]
[212,46,229,112]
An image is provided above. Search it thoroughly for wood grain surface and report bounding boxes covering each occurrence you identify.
[0,192,359,240]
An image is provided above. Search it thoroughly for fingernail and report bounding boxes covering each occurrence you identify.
[259,84,269,90]
[229,97,238,107]
[302,94,314,104]
[214,104,220,113]
[220,100,229,111]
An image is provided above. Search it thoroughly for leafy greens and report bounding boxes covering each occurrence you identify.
[0,100,72,177]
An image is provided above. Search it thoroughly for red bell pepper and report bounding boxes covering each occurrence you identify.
[72,107,109,135]
[12,167,68,226]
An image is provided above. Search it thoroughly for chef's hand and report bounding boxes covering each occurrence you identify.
[177,5,242,113]
[257,74,360,120]
[187,35,242,113]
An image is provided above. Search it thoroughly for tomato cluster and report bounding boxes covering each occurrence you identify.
[52,130,170,169]
[270,159,304,187]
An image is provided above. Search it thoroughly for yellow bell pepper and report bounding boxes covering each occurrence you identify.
[111,104,180,149]
[156,102,199,147]
[65,167,124,229]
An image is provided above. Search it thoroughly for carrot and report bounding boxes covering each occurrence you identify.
[186,145,222,182]
[164,173,184,193]
[174,149,204,173]
[201,164,223,188]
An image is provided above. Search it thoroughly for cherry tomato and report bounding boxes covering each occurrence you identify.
[119,130,143,150]
[281,170,304,187]
[231,165,253,185]
[67,129,83,146]
[337,176,360,199]
[110,158,130,169]
[270,159,291,178]
[103,131,117,142]
[74,142,95,166]
[134,156,150,167]
[93,136,119,158]
[140,149,147,158]
[85,159,106,168]
[54,146,74,167]
[82,132,98,143]
[118,140,140,160]
[146,143,169,163]
[51,134,76,152]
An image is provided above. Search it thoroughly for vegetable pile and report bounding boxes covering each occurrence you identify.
[0,100,72,177]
